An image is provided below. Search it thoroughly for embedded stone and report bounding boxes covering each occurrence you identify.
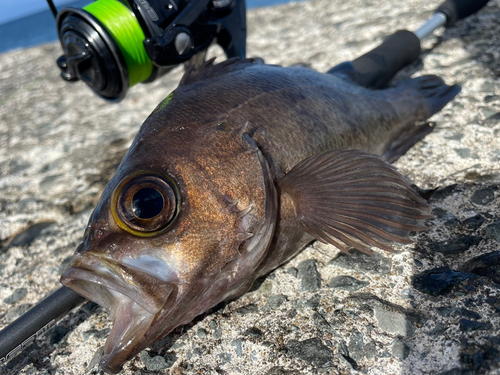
[330,250,391,275]
[328,275,369,291]
[412,268,476,296]
[462,214,485,229]
[3,288,27,304]
[209,321,222,339]
[392,339,410,359]
[461,251,500,284]
[264,294,287,310]
[297,259,321,292]
[470,186,496,205]
[285,338,334,367]
[5,221,56,249]
[481,220,500,243]
[428,236,482,255]
[374,305,415,337]
[459,319,493,332]
[140,351,171,371]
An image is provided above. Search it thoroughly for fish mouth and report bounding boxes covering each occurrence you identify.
[61,252,178,374]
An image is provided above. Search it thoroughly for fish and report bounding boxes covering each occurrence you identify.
[60,57,460,373]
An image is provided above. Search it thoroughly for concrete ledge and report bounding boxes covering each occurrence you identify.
[1,0,499,374]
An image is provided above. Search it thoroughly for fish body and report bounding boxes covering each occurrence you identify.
[61,58,459,373]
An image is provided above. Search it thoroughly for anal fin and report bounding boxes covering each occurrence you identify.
[278,149,432,254]
[384,75,460,162]
[383,121,434,163]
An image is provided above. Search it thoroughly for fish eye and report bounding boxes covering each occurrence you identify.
[111,172,180,236]
[132,188,164,219]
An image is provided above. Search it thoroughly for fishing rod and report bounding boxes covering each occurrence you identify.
[328,0,491,89]
[0,0,491,368]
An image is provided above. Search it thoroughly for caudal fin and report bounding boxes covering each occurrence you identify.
[399,75,461,117]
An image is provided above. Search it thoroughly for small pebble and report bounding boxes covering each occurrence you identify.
[330,250,390,275]
[328,275,369,291]
[348,331,376,361]
[412,268,476,296]
[432,207,459,227]
[197,328,208,339]
[209,321,222,339]
[305,294,321,309]
[462,214,485,229]
[266,367,301,375]
[231,339,243,357]
[235,304,258,314]
[297,259,321,292]
[392,339,410,359]
[218,352,232,364]
[470,187,496,205]
[459,319,493,332]
[140,351,170,371]
[312,311,332,331]
[286,267,298,277]
[431,184,459,201]
[285,338,334,367]
[461,251,500,284]
[428,236,482,255]
[455,148,470,158]
[374,305,415,337]
[436,306,481,320]
[264,294,287,310]
[243,327,263,338]
[3,288,27,304]
[481,220,500,243]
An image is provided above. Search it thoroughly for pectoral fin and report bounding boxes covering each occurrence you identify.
[278,149,432,254]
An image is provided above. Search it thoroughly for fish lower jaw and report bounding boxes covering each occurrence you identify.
[101,290,156,374]
[60,272,161,373]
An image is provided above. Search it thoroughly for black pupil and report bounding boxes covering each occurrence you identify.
[132,188,164,219]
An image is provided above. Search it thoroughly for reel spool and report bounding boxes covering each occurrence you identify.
[53,0,246,101]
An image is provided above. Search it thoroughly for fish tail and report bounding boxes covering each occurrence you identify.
[398,75,461,117]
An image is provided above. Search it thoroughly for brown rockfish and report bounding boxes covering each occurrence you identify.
[61,58,460,373]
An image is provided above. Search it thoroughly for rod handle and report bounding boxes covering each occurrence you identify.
[437,0,490,26]
[351,30,421,89]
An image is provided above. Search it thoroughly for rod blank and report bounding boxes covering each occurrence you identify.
[0,287,85,364]
[414,12,447,40]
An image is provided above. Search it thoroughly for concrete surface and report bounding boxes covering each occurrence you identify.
[1,0,499,374]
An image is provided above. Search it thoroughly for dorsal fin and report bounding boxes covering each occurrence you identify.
[180,57,265,86]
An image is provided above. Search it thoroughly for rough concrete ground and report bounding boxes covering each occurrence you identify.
[1,0,500,374]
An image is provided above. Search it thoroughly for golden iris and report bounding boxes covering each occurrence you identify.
[111,172,180,236]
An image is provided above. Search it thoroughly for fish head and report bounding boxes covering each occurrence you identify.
[61,107,278,373]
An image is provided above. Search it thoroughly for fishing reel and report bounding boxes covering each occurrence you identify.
[49,0,246,101]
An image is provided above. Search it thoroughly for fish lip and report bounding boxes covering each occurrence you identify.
[61,251,181,373]
[61,252,174,314]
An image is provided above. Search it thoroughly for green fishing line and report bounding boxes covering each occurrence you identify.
[84,0,152,87]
